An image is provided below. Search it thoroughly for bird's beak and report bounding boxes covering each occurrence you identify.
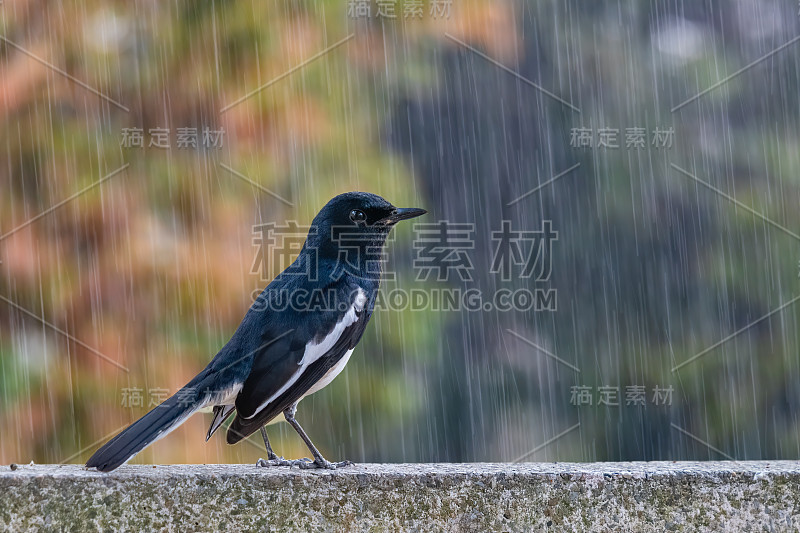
[386,207,427,224]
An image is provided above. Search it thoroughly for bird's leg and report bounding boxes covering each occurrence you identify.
[283,403,352,470]
[255,425,313,468]
[260,427,278,460]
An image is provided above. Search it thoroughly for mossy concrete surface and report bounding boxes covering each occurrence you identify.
[1,462,799,531]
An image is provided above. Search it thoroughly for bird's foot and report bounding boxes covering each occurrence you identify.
[307,458,353,470]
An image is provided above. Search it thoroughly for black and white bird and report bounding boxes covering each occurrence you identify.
[86,192,426,471]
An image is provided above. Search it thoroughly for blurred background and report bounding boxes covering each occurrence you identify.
[2,0,800,466]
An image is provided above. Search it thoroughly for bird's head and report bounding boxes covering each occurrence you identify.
[306,192,426,261]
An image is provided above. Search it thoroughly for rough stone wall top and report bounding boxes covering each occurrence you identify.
[2,461,799,531]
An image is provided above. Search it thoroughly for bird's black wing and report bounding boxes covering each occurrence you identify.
[226,297,370,443]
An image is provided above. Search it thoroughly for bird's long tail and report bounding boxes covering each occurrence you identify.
[86,374,213,472]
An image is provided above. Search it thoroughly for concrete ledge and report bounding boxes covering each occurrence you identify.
[2,462,799,531]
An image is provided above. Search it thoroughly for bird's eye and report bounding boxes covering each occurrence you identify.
[349,209,366,223]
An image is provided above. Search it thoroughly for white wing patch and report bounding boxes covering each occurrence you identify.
[303,348,354,398]
[243,288,366,419]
